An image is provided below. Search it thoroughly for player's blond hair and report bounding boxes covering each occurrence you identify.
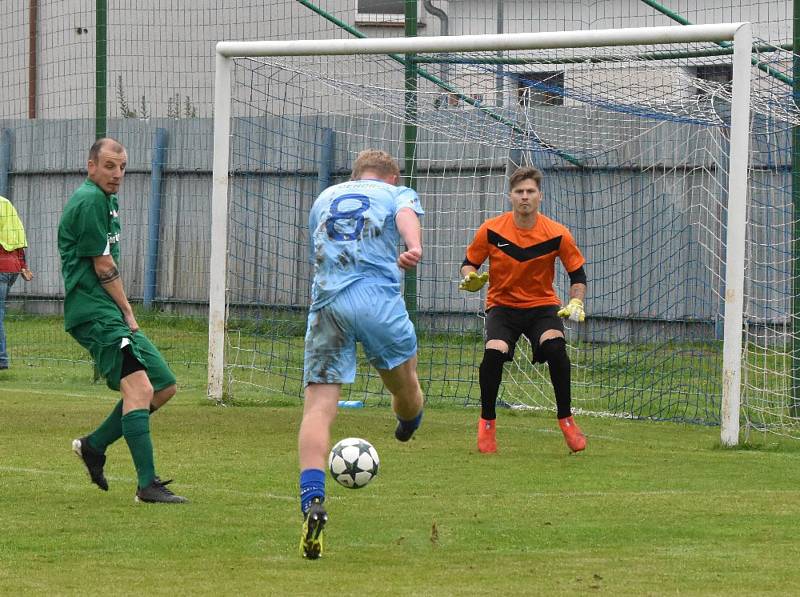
[351,149,401,181]
[509,166,543,191]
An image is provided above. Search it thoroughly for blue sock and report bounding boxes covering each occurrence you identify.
[397,410,423,434]
[299,468,326,514]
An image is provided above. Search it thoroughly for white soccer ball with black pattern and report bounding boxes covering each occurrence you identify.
[328,437,380,489]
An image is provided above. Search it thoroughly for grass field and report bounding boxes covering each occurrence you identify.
[2,369,800,595]
[8,312,798,430]
[2,314,800,595]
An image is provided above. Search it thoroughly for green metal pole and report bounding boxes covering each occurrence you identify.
[404,0,419,321]
[639,0,791,85]
[792,0,800,416]
[93,0,107,381]
[95,0,107,139]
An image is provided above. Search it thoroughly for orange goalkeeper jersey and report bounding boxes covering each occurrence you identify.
[464,212,585,309]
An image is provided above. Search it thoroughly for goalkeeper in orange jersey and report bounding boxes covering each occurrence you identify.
[459,166,587,454]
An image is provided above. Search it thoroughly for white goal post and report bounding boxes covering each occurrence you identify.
[209,23,753,446]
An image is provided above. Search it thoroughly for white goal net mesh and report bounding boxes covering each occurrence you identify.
[219,36,800,440]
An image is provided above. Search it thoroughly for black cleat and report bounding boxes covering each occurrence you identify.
[299,498,328,559]
[135,478,188,504]
[395,412,422,442]
[395,421,416,442]
[72,437,109,491]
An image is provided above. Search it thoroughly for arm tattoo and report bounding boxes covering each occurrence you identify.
[98,266,121,285]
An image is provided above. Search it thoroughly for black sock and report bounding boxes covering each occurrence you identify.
[479,349,506,420]
[541,338,572,419]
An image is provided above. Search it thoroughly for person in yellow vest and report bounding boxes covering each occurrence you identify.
[0,195,33,370]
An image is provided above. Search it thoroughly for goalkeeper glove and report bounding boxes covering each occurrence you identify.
[557,298,585,322]
[459,271,489,292]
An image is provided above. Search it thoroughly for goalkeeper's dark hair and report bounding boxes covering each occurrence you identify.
[351,149,400,181]
[89,137,126,163]
[509,166,544,191]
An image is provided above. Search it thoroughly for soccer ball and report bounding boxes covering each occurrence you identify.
[328,437,380,489]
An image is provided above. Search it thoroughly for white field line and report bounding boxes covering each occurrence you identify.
[2,466,798,502]
[0,466,295,501]
[4,386,100,398]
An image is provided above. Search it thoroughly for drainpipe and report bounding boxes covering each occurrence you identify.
[422,0,449,83]
[422,0,448,35]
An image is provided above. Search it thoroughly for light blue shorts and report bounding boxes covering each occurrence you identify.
[303,279,418,385]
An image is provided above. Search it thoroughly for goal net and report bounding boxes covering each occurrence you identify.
[209,25,800,442]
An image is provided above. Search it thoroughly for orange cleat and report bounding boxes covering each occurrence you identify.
[559,415,586,452]
[477,418,497,453]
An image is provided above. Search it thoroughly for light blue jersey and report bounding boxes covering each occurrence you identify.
[308,178,423,311]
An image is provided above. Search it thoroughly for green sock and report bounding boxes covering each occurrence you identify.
[87,400,123,453]
[122,409,156,489]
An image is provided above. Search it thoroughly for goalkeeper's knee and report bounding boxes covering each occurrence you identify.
[480,348,508,380]
[537,337,569,368]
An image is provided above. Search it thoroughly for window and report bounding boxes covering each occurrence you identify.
[517,71,565,107]
[692,64,732,95]
[357,0,406,22]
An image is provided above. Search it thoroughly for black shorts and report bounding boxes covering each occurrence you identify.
[484,305,564,363]
[120,345,146,379]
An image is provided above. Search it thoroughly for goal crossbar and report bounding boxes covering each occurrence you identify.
[215,23,747,57]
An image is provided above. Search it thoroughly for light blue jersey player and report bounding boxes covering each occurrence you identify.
[308,178,422,312]
[297,150,426,560]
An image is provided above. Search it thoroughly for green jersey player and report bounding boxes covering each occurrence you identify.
[59,138,186,504]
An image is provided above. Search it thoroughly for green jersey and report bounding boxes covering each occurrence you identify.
[58,179,123,330]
